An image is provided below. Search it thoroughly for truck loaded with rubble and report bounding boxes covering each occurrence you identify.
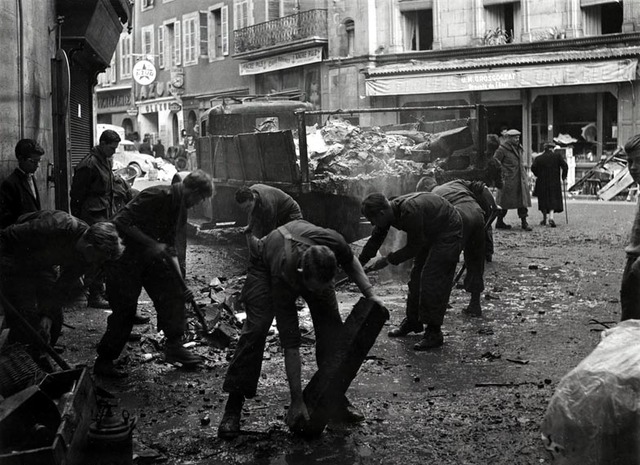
[196,99,499,241]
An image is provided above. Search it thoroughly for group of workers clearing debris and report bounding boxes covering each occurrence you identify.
[2,128,639,440]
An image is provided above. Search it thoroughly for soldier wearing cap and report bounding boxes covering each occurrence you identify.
[493,129,533,231]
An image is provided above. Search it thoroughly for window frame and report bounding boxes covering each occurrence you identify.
[208,3,229,61]
[119,33,132,79]
[182,12,199,66]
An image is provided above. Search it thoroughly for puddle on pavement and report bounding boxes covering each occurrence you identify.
[269,436,369,465]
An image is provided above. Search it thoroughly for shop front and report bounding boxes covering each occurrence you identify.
[365,47,640,186]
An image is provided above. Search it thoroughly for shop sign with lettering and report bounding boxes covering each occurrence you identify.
[365,59,638,96]
[97,91,131,111]
[239,47,323,76]
[133,60,157,85]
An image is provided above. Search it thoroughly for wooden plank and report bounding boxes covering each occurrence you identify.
[598,166,634,201]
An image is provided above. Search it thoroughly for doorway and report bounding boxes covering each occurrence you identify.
[485,105,522,136]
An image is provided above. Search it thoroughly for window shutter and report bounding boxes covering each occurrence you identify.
[200,12,208,58]
[267,0,280,20]
[222,6,229,55]
[158,26,165,68]
[175,20,182,65]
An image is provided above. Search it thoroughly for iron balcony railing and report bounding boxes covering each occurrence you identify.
[234,9,327,55]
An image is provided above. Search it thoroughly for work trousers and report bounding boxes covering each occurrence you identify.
[498,207,528,220]
[621,253,640,321]
[456,203,486,294]
[97,248,186,361]
[405,233,461,327]
[222,258,343,398]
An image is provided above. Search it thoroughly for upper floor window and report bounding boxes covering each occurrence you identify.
[158,26,165,68]
[120,34,132,79]
[582,0,623,36]
[234,0,253,30]
[141,0,154,12]
[97,55,116,87]
[164,20,182,67]
[403,9,433,51]
[484,1,518,44]
[345,19,355,56]
[208,4,229,60]
[183,13,199,65]
[141,25,155,58]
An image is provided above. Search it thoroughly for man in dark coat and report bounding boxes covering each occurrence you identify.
[531,141,568,227]
[0,211,123,368]
[359,192,463,351]
[94,170,214,378]
[152,139,166,159]
[494,129,533,231]
[139,136,153,155]
[235,184,303,239]
[69,130,120,309]
[0,139,44,228]
[217,219,383,439]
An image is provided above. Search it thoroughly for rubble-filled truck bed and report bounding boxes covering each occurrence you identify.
[196,102,490,242]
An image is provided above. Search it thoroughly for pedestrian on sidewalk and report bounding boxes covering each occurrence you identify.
[359,192,463,351]
[494,129,533,231]
[0,139,44,228]
[94,170,214,378]
[620,134,640,321]
[217,219,383,439]
[0,211,123,370]
[531,141,568,228]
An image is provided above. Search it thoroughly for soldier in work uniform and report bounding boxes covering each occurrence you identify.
[235,183,303,239]
[359,192,463,351]
[94,170,214,378]
[0,210,123,368]
[217,219,383,439]
[428,179,499,317]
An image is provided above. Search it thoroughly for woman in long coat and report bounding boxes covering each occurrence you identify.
[494,130,533,230]
[531,142,568,227]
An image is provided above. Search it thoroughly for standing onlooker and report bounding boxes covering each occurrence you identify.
[531,141,568,227]
[139,136,153,155]
[153,139,166,159]
[235,184,303,239]
[70,129,120,309]
[620,135,640,321]
[494,129,533,231]
[0,139,44,228]
[484,134,504,261]
[359,192,463,351]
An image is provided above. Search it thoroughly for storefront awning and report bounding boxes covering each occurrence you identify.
[365,59,638,96]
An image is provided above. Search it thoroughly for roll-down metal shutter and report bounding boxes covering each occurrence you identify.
[69,67,93,168]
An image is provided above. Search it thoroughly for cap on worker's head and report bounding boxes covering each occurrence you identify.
[100,130,121,145]
[624,134,640,156]
[543,140,556,149]
[505,129,521,136]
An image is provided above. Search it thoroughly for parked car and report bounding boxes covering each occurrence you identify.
[112,140,158,176]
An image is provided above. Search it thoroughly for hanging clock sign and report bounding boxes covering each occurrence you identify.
[132,59,157,85]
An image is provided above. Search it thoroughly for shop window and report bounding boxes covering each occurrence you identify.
[208,5,229,60]
[582,2,623,36]
[403,9,433,51]
[400,100,471,129]
[484,2,518,44]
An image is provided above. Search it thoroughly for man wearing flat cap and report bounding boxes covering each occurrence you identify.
[493,129,533,231]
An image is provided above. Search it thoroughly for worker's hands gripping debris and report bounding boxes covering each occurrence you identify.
[364,256,390,273]
[286,397,311,433]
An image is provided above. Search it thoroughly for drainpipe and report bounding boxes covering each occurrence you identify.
[16,0,24,138]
